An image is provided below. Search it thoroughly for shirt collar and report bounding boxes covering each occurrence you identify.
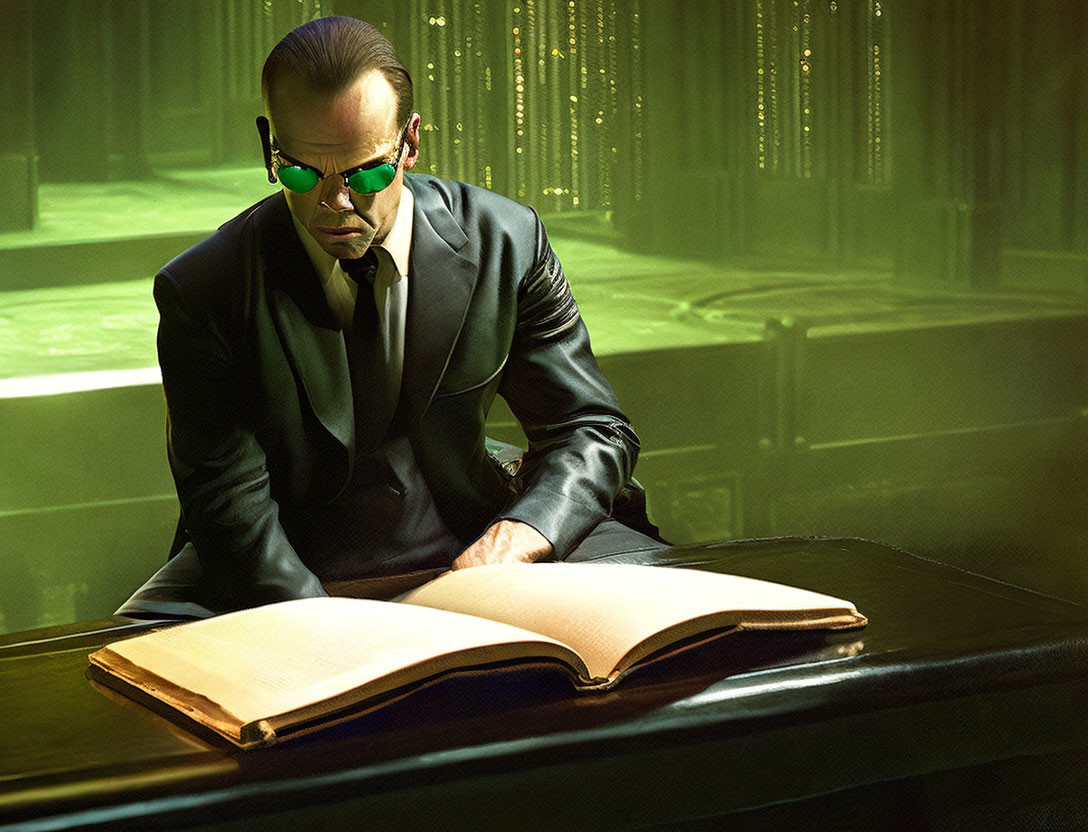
[290,184,415,283]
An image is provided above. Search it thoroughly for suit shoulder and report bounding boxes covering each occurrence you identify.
[407,174,539,242]
[157,194,282,297]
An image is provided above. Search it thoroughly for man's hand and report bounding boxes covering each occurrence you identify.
[450,520,554,570]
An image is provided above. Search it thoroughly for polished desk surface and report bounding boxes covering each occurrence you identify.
[1,537,1087,831]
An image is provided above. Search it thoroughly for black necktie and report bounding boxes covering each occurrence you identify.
[339,250,393,450]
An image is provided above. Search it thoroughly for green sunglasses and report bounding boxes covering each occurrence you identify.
[261,116,411,196]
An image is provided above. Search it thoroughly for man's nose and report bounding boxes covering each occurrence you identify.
[318,176,354,212]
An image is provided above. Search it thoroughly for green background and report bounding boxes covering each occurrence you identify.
[1,0,1086,633]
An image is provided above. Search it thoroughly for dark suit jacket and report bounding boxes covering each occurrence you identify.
[154,173,640,608]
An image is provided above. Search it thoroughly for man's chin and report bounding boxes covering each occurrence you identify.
[317,235,373,260]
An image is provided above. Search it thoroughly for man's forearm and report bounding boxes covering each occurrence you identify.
[495,215,640,558]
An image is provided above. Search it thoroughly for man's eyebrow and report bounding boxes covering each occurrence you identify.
[275,147,395,175]
[274,150,320,171]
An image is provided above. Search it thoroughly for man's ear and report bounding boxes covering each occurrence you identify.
[256,116,276,184]
[403,113,421,171]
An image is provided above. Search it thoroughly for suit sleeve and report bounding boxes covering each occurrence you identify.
[155,270,327,609]
[496,210,640,557]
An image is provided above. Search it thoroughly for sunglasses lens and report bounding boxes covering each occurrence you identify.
[346,164,397,195]
[278,165,319,193]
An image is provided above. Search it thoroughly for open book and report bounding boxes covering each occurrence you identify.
[88,563,867,749]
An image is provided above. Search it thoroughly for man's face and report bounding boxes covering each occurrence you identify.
[265,69,419,260]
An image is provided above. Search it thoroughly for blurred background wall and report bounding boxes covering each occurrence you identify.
[1,0,1086,633]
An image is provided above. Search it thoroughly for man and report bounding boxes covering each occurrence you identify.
[119,16,664,619]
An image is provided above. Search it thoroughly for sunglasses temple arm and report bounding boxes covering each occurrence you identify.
[256,116,276,184]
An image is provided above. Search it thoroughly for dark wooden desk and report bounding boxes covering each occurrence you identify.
[2,538,1087,831]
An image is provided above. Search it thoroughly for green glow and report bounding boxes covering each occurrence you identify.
[0,368,161,399]
[0,168,269,249]
[2,1,1087,637]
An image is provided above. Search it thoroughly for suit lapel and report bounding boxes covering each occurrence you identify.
[262,194,355,453]
[399,176,477,429]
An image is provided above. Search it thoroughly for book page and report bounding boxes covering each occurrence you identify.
[91,597,586,731]
[398,563,866,681]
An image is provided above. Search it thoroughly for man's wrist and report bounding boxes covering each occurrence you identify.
[492,518,554,561]
[450,519,554,570]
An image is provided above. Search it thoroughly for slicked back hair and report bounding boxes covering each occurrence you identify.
[261,16,413,127]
